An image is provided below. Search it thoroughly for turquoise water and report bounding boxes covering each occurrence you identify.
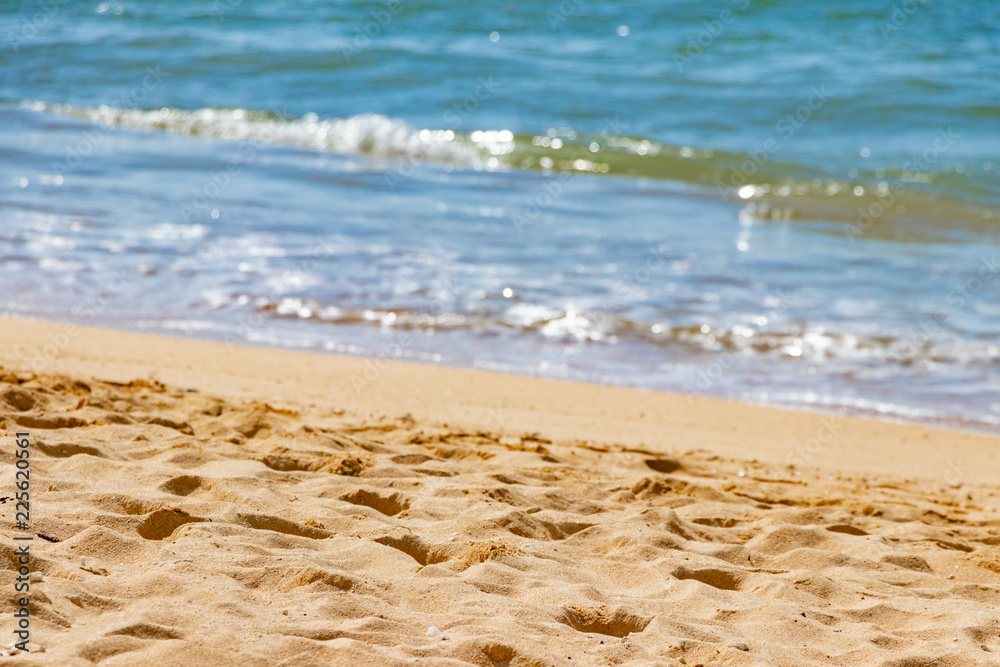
[2,1,999,429]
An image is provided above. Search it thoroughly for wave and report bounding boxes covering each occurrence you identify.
[255,296,998,368]
[24,101,999,236]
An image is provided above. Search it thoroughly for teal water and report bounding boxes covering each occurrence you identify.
[2,1,999,429]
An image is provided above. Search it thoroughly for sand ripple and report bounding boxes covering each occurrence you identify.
[1,369,999,665]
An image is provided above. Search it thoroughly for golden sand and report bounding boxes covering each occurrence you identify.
[1,318,999,666]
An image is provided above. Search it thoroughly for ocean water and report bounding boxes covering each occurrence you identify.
[2,1,999,430]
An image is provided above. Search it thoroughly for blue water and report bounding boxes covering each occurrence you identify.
[2,0,999,429]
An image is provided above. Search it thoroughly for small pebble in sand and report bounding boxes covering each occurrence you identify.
[79,556,87,566]
[173,558,194,564]
[728,642,749,651]
[28,572,43,582]
[427,626,441,637]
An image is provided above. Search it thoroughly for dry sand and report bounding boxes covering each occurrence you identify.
[0,318,999,666]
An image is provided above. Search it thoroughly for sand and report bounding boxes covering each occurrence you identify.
[0,318,999,666]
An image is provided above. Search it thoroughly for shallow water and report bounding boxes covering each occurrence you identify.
[2,0,999,429]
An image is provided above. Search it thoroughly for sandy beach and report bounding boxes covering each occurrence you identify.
[7,1,999,663]
[0,317,996,665]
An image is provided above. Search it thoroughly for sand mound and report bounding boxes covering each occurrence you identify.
[1,367,999,666]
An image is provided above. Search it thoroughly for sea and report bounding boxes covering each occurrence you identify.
[2,0,999,430]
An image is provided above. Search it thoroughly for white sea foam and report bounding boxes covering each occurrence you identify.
[23,101,515,168]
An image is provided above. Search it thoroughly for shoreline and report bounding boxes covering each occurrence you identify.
[16,312,1000,437]
[2,315,999,485]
